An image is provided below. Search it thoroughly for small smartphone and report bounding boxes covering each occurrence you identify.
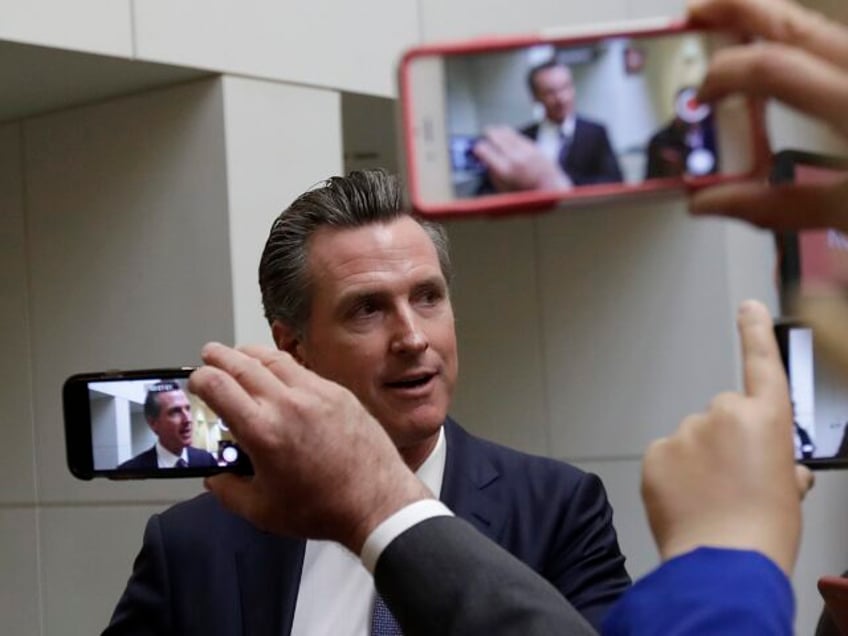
[63,368,253,480]
[399,18,764,217]
[774,320,848,469]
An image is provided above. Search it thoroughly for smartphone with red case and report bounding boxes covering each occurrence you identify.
[398,18,766,218]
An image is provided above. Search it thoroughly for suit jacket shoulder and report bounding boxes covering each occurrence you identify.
[442,418,630,630]
[117,446,157,471]
[104,493,305,636]
[187,446,218,467]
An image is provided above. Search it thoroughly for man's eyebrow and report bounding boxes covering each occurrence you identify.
[412,276,448,292]
[334,287,388,312]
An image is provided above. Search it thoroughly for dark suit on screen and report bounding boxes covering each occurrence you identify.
[522,117,623,186]
[117,445,218,470]
[104,418,630,635]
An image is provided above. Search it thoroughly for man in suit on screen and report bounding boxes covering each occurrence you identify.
[117,381,217,470]
[474,59,623,193]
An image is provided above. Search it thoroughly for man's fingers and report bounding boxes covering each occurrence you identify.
[205,474,267,527]
[473,138,510,176]
[237,344,316,388]
[688,0,848,68]
[690,180,848,233]
[697,43,848,137]
[200,342,285,400]
[795,465,815,500]
[736,300,788,403]
[189,364,265,444]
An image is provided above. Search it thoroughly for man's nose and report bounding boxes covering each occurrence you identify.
[390,306,429,355]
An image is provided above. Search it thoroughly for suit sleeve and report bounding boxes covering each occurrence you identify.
[374,516,598,636]
[102,514,174,636]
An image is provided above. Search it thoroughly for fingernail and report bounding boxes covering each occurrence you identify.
[200,341,223,360]
[738,299,759,316]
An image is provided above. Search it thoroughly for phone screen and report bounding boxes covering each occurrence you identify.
[402,27,755,213]
[776,322,848,467]
[64,370,251,479]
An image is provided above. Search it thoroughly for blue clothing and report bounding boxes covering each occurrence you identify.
[604,547,794,635]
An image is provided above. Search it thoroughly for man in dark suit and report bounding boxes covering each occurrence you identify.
[189,302,810,636]
[117,381,217,470]
[520,59,622,186]
[474,60,623,192]
[104,170,629,635]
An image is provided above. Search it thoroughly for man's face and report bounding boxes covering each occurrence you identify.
[533,64,576,124]
[284,216,458,465]
[149,390,193,455]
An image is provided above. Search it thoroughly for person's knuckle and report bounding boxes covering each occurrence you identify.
[709,391,742,419]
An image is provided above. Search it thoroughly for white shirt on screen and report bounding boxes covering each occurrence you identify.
[155,441,188,468]
[535,114,577,164]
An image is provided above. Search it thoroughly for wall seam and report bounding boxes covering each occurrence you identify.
[531,217,555,454]
[18,119,46,636]
[129,0,139,58]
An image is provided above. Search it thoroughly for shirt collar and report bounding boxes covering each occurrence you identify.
[541,113,576,138]
[155,441,188,468]
[415,425,446,498]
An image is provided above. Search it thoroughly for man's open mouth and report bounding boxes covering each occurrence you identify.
[385,373,436,389]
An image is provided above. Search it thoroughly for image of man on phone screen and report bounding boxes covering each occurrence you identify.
[474,58,623,193]
[117,381,217,470]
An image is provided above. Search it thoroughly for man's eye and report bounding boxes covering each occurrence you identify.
[417,289,443,306]
[352,300,380,317]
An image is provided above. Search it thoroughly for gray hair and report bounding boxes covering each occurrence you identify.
[258,169,452,334]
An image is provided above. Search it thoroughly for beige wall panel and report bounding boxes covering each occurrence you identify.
[444,216,549,455]
[418,0,623,41]
[24,79,233,503]
[39,504,168,635]
[221,76,343,345]
[0,0,132,57]
[0,508,40,636]
[537,197,738,458]
[0,123,37,503]
[133,0,418,97]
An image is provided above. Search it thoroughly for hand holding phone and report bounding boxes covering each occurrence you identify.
[63,368,253,479]
[688,0,848,232]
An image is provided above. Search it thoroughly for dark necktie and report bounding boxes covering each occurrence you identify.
[558,131,572,169]
[370,592,403,635]
[175,458,188,468]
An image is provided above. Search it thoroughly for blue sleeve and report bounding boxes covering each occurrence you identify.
[602,547,794,635]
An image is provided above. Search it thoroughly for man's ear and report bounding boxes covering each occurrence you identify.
[271,320,307,366]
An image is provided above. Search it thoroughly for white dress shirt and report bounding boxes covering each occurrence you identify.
[535,114,577,164]
[289,426,448,636]
[154,441,188,468]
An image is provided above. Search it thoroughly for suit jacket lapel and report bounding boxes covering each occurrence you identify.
[236,535,305,636]
[440,418,508,544]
